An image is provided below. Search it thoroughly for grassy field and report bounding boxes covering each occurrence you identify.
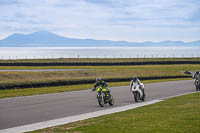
[0,78,191,99]
[30,92,200,133]
[0,64,197,89]
[0,57,200,63]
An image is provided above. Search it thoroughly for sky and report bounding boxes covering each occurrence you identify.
[0,0,200,42]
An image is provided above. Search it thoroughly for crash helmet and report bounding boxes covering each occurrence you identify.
[132,76,137,82]
[196,71,200,75]
[96,77,102,83]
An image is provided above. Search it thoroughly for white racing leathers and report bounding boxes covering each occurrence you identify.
[130,79,144,98]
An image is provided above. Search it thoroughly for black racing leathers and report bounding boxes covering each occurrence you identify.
[92,80,108,91]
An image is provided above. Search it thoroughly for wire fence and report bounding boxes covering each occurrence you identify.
[0,54,200,60]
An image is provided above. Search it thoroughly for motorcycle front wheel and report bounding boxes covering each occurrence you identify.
[197,84,200,91]
[97,94,105,107]
[196,85,198,91]
[133,91,140,102]
[141,90,145,101]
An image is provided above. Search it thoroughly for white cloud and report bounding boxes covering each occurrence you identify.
[0,0,199,41]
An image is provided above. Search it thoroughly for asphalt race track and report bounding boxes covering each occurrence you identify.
[0,80,195,130]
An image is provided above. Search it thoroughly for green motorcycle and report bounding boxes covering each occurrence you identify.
[96,86,114,107]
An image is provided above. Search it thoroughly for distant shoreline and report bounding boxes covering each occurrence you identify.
[0,47,199,59]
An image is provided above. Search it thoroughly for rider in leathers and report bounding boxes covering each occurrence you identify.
[92,77,109,92]
[193,71,200,90]
[130,76,145,93]
[193,71,200,80]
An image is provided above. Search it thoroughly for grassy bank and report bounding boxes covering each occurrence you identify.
[30,92,200,133]
[0,78,191,99]
[0,64,197,89]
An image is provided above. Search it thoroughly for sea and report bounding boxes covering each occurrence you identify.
[0,47,199,59]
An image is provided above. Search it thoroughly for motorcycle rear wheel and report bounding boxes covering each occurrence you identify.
[108,95,114,106]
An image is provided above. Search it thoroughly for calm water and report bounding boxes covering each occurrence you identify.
[0,47,199,59]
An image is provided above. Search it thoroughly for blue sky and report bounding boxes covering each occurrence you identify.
[0,0,200,42]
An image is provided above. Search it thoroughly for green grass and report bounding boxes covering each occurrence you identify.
[29,92,200,133]
[0,78,191,99]
[1,57,200,63]
[0,64,198,88]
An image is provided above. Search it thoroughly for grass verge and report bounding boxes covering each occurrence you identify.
[0,78,191,99]
[29,92,200,133]
[0,64,197,89]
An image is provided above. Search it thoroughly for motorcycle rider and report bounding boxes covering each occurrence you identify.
[92,77,114,106]
[193,70,200,80]
[130,76,145,94]
[92,77,110,92]
[193,70,200,90]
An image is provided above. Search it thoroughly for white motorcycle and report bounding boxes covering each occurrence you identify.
[184,71,200,91]
[131,83,145,102]
[194,79,200,91]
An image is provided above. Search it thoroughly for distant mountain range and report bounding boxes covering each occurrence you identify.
[0,31,199,47]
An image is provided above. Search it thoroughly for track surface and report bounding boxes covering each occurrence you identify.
[0,80,194,130]
[0,69,94,72]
